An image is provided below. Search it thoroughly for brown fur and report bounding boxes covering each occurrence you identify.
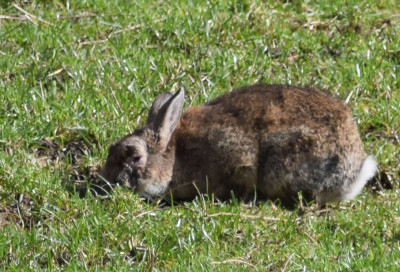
[101,84,375,205]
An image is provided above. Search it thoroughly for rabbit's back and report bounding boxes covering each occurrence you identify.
[169,85,370,204]
[183,84,350,133]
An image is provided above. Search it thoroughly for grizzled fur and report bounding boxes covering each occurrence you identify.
[101,84,377,205]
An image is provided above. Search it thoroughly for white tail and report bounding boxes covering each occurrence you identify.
[343,155,377,200]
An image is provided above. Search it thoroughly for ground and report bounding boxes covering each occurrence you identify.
[0,0,399,270]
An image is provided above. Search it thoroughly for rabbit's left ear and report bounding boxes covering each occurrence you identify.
[147,92,173,124]
[152,88,185,150]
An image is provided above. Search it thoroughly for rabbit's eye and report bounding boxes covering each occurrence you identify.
[133,156,142,163]
[124,146,135,158]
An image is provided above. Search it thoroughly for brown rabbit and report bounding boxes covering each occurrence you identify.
[101,84,377,205]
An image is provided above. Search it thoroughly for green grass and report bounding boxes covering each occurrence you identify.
[1,0,399,270]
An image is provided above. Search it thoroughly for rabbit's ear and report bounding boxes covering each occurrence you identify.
[152,88,185,150]
[147,92,173,124]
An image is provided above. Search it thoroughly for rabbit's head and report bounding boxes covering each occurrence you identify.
[100,89,185,199]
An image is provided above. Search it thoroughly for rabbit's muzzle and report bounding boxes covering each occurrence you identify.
[115,164,138,189]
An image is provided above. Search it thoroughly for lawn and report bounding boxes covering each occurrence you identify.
[0,0,399,270]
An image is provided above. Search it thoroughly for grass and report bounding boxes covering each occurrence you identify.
[0,0,399,270]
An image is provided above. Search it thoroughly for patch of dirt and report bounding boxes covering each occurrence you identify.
[32,135,112,198]
[33,135,95,166]
[368,170,394,193]
[34,138,61,161]
[326,46,341,57]
[68,164,113,197]
[0,193,38,229]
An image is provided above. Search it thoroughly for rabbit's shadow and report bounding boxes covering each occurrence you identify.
[67,167,319,211]
[67,162,390,213]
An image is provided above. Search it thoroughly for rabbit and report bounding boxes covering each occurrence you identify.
[100,84,377,205]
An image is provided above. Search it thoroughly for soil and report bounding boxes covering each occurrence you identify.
[0,193,38,229]
[33,137,94,165]
[31,136,112,197]
[368,170,394,193]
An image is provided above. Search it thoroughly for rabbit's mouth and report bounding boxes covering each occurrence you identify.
[115,169,137,190]
[112,167,168,200]
[112,163,140,189]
